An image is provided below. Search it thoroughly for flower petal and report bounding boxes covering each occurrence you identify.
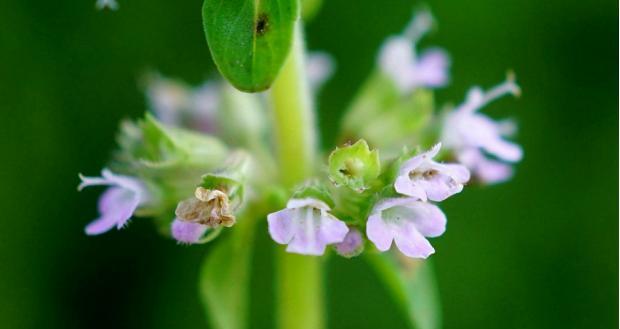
[414,48,449,87]
[393,222,435,258]
[406,202,447,238]
[366,213,394,252]
[267,208,297,245]
[317,211,349,244]
[394,175,428,201]
[335,228,364,257]
[85,214,119,235]
[286,208,348,256]
[171,218,209,244]
[85,187,140,235]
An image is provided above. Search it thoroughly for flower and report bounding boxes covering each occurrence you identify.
[306,52,335,93]
[334,228,364,258]
[95,0,118,11]
[171,187,235,244]
[394,143,470,201]
[78,169,148,235]
[441,75,522,183]
[268,198,349,255]
[145,73,218,133]
[379,10,449,93]
[366,198,446,258]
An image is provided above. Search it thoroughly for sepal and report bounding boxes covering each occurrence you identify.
[328,139,380,192]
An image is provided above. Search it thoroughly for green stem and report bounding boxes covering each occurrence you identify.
[276,251,324,329]
[269,21,324,329]
[270,21,317,187]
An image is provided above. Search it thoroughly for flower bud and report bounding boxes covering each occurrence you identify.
[334,228,364,258]
[328,139,380,192]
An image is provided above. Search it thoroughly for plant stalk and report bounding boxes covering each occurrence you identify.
[269,21,324,329]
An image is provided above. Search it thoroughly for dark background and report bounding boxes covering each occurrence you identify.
[0,0,617,328]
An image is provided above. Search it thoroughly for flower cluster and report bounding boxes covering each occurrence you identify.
[79,10,521,261]
[266,142,468,258]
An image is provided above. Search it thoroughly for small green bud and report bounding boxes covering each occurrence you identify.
[328,140,380,192]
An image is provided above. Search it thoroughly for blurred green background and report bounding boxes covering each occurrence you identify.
[0,0,617,328]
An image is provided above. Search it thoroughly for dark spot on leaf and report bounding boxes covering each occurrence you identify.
[255,13,269,36]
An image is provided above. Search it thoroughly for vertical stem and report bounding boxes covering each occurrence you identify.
[270,21,317,187]
[276,251,324,329]
[270,22,324,329]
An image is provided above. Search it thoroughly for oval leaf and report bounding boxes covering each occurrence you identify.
[202,0,298,92]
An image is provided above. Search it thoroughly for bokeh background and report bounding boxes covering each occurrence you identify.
[0,0,617,328]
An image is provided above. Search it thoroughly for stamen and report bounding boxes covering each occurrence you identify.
[461,74,521,113]
[404,10,434,43]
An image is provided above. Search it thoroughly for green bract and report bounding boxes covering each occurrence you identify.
[290,180,335,207]
[328,139,380,192]
[116,114,228,171]
[202,0,299,92]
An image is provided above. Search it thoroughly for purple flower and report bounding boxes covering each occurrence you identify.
[171,187,235,244]
[394,143,470,202]
[145,73,218,133]
[379,10,449,93]
[366,198,446,258]
[268,198,349,256]
[335,228,364,258]
[441,76,522,183]
[458,148,514,183]
[306,51,335,93]
[78,169,149,235]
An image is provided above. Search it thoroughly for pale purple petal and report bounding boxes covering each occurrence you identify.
[366,213,394,252]
[97,187,139,229]
[481,138,523,163]
[395,144,468,202]
[267,208,297,245]
[413,48,449,87]
[268,199,348,256]
[458,149,514,184]
[398,143,441,176]
[417,177,460,202]
[286,209,348,255]
[476,159,513,183]
[405,202,447,237]
[79,169,148,235]
[393,222,435,258]
[441,163,471,183]
[440,77,522,184]
[306,52,335,92]
[335,228,364,257]
[85,186,140,235]
[171,218,209,244]
[317,212,349,244]
[394,175,428,201]
[379,37,415,92]
[366,198,446,258]
[85,215,119,235]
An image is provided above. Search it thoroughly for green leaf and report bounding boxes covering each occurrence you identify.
[365,253,441,329]
[202,0,299,92]
[199,218,256,329]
